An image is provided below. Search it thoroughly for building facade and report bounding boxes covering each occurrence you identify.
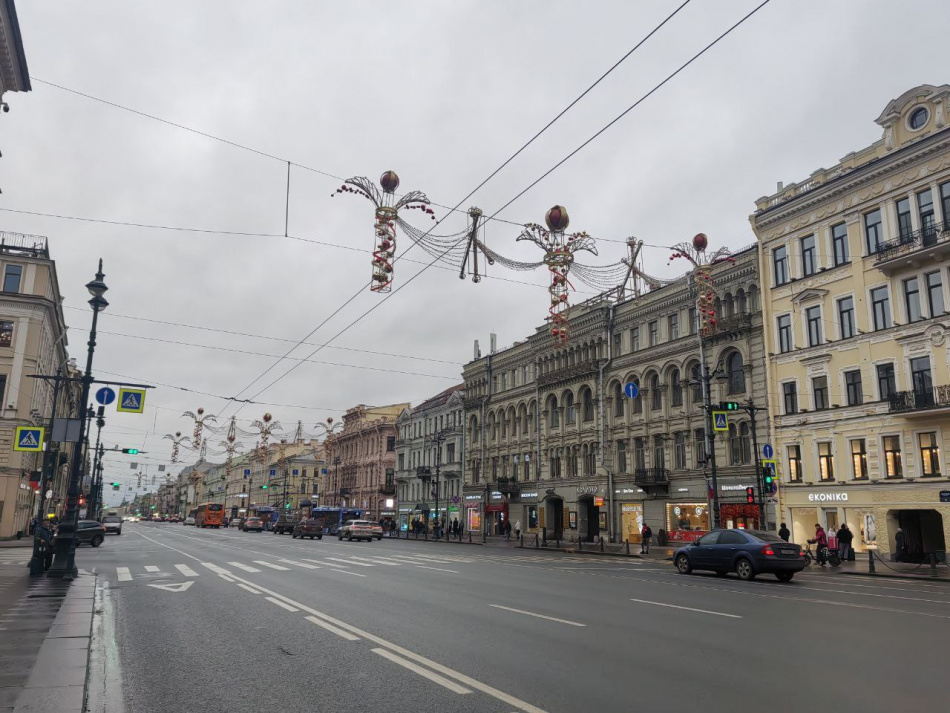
[395,384,465,532]
[324,403,407,524]
[752,84,950,560]
[0,0,31,107]
[463,246,766,543]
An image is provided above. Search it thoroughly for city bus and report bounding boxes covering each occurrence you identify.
[308,506,364,536]
[195,502,225,528]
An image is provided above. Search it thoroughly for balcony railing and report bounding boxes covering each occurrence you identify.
[538,359,597,389]
[378,484,396,496]
[338,487,352,496]
[496,477,521,495]
[889,385,950,413]
[873,223,949,266]
[633,467,669,486]
[704,312,753,337]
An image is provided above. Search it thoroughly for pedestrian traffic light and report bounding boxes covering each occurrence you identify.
[121,448,139,454]
[260,484,268,490]
[745,486,755,503]
[720,402,740,411]
[763,468,774,487]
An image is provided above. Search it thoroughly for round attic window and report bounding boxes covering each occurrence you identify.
[908,107,929,131]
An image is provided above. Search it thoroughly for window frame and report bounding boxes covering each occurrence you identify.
[864,209,883,254]
[850,439,868,480]
[787,445,802,483]
[805,305,822,347]
[648,321,658,347]
[903,276,922,323]
[668,313,679,340]
[925,271,944,318]
[782,381,798,415]
[844,369,863,407]
[773,245,789,286]
[1,264,22,294]
[837,296,855,340]
[919,432,941,477]
[818,441,835,482]
[896,196,913,240]
[0,320,13,348]
[813,375,829,411]
[800,234,816,277]
[882,435,903,478]
[870,285,891,331]
[777,313,792,353]
[831,222,849,266]
[876,362,896,401]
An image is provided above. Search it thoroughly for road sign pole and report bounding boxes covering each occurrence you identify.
[746,401,765,530]
[697,306,721,530]
[29,369,63,575]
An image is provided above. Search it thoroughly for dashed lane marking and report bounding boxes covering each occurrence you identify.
[325,557,374,567]
[629,597,742,619]
[304,614,360,641]
[415,565,460,574]
[227,562,262,572]
[278,559,321,569]
[253,560,291,571]
[237,583,260,594]
[489,604,586,627]
[116,567,132,582]
[265,596,299,612]
[174,564,199,577]
[144,566,160,573]
[372,647,472,695]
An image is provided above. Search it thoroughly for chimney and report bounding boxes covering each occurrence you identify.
[474,339,481,360]
[776,181,784,192]
[490,333,497,354]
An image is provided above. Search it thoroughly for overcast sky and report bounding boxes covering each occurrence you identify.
[4,1,947,502]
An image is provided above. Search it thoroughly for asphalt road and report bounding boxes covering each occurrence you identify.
[77,523,949,713]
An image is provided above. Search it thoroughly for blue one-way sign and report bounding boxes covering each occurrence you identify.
[95,387,116,406]
[624,382,639,399]
[762,443,774,459]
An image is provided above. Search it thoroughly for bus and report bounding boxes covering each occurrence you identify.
[308,506,364,536]
[195,502,225,528]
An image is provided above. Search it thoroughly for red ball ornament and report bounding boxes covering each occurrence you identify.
[380,170,400,193]
[692,233,708,251]
[544,205,570,232]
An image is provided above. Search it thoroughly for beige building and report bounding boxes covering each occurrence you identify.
[752,84,950,560]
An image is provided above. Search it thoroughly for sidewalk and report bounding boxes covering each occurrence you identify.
[0,540,33,548]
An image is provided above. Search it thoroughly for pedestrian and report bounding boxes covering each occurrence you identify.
[839,523,853,561]
[640,523,652,554]
[514,520,522,539]
[895,526,905,562]
[808,524,828,565]
[504,519,512,541]
[836,524,848,561]
[389,520,396,538]
[827,525,838,554]
[778,522,790,542]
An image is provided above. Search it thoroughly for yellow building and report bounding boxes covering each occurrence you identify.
[751,84,950,561]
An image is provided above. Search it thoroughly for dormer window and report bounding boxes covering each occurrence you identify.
[908,106,929,131]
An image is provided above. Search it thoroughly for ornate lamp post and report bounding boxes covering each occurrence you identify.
[163,431,192,463]
[183,407,216,449]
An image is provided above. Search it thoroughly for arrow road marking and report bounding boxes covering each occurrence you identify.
[147,582,193,593]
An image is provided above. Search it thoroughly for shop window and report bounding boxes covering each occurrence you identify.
[818,442,834,481]
[919,432,940,477]
[883,436,903,478]
[851,439,868,480]
[668,503,708,533]
[813,376,828,411]
[788,445,802,482]
[0,321,12,348]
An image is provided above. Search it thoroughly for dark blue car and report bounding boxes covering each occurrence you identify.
[673,529,805,582]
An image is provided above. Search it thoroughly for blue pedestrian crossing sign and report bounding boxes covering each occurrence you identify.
[14,426,44,452]
[624,382,639,399]
[116,388,146,414]
[95,387,116,406]
[712,411,728,431]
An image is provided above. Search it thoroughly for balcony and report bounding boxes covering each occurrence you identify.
[873,223,950,275]
[703,313,753,341]
[338,487,352,496]
[538,359,597,389]
[496,477,521,495]
[633,467,669,495]
[378,484,396,496]
[888,385,950,416]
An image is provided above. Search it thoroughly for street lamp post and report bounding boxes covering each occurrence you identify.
[48,260,108,579]
[425,429,448,539]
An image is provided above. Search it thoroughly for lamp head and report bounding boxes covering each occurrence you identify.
[86,259,108,299]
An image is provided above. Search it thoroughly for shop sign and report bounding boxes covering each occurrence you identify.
[490,491,502,499]
[464,501,479,508]
[940,491,950,503]
[676,487,688,492]
[486,504,505,512]
[399,508,412,513]
[593,495,605,507]
[808,492,848,502]
[576,486,597,494]
[520,492,538,499]
[464,494,482,501]
[380,511,396,516]
[721,484,751,491]
[615,488,644,495]
[568,511,577,529]
[449,506,459,512]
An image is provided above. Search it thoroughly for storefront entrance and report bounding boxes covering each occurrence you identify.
[578,497,599,542]
[544,497,564,539]
[621,503,643,544]
[891,509,946,562]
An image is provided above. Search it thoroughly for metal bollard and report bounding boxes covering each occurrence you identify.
[535,534,540,549]
[483,531,487,544]
[578,539,582,551]
[931,553,938,577]
[518,534,523,548]
[625,539,630,556]
[600,538,605,552]
[555,537,560,549]
[868,549,876,573]
[468,531,472,544]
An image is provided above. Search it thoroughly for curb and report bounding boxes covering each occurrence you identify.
[839,570,950,583]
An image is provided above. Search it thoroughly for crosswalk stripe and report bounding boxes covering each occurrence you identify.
[316,560,349,569]
[326,557,374,567]
[116,567,132,581]
[253,560,291,571]
[228,562,262,573]
[201,562,232,575]
[278,559,321,570]
[346,556,400,566]
[175,564,199,577]
[144,566,160,573]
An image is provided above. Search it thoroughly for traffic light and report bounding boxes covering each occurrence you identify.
[260,484,268,490]
[745,486,755,504]
[112,482,120,492]
[121,448,139,454]
[720,402,740,411]
[763,468,774,488]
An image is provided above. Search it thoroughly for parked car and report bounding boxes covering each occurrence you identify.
[242,517,264,533]
[338,520,377,542]
[673,529,805,582]
[54,520,105,548]
[230,517,245,530]
[101,515,123,535]
[292,518,324,540]
[273,513,300,535]
[183,515,196,526]
[368,522,384,540]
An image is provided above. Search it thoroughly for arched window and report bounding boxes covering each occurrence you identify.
[723,293,734,318]
[748,284,759,312]
[582,387,594,422]
[740,422,751,464]
[565,392,577,425]
[631,378,643,414]
[500,410,508,439]
[715,296,723,319]
[548,395,559,429]
[736,288,747,314]
[487,412,497,442]
[727,351,746,394]
[729,423,741,465]
[613,382,624,418]
[650,373,662,411]
[469,416,479,443]
[670,368,683,407]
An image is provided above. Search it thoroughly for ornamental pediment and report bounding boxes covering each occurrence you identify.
[790,287,828,306]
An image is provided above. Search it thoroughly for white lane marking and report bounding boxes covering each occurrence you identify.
[278,559,321,569]
[201,563,233,575]
[228,562,262,572]
[347,556,400,566]
[253,560,291,571]
[144,566,160,573]
[372,647,471,695]
[332,569,367,578]
[133,530,202,561]
[237,583,261,594]
[218,574,236,583]
[147,582,193,593]
[265,596,299,612]
[629,598,742,619]
[391,554,459,564]
[326,557,374,567]
[174,564,199,577]
[415,565,460,574]
[318,560,349,569]
[489,605,586,627]
[305,615,360,641]
[116,567,132,582]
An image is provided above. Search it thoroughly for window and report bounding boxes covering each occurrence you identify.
[386,436,395,452]
[926,271,944,318]
[613,332,622,356]
[688,307,697,334]
[650,374,661,411]
[631,379,642,414]
[942,181,950,231]
[634,438,645,470]
[919,433,940,476]
[818,442,834,481]
[918,188,936,240]
[653,435,665,470]
[617,440,627,473]
[0,321,12,348]
[883,436,902,478]
[674,432,687,470]
[831,223,849,265]
[631,326,640,351]
[788,445,802,482]
[727,352,745,394]
[398,453,405,471]
[649,321,658,346]
[690,364,702,404]
[801,234,816,276]
[2,265,22,293]
[842,440,867,484]
[694,429,706,467]
[565,393,576,425]
[909,106,929,130]
[870,286,891,330]
[864,209,883,254]
[613,383,624,418]
[834,296,855,340]
[582,389,594,422]
[447,443,456,463]
[896,197,913,240]
[668,313,679,340]
[877,363,896,401]
[845,370,863,406]
[777,314,792,353]
[500,373,507,390]
[719,530,748,545]
[740,422,751,464]
[670,368,682,407]
[805,306,822,347]
[548,396,560,428]
[773,246,789,285]
[782,382,798,415]
[911,356,932,397]
[813,376,828,411]
[904,277,922,323]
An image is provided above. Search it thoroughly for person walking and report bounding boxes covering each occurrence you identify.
[837,524,849,561]
[640,523,652,554]
[514,520,522,539]
[895,526,906,562]
[808,524,829,565]
[504,519,512,541]
[778,522,790,542]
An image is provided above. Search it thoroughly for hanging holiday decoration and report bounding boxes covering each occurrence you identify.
[516,205,597,344]
[163,431,192,463]
[183,407,216,449]
[333,170,439,292]
[668,233,735,336]
[249,413,282,461]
